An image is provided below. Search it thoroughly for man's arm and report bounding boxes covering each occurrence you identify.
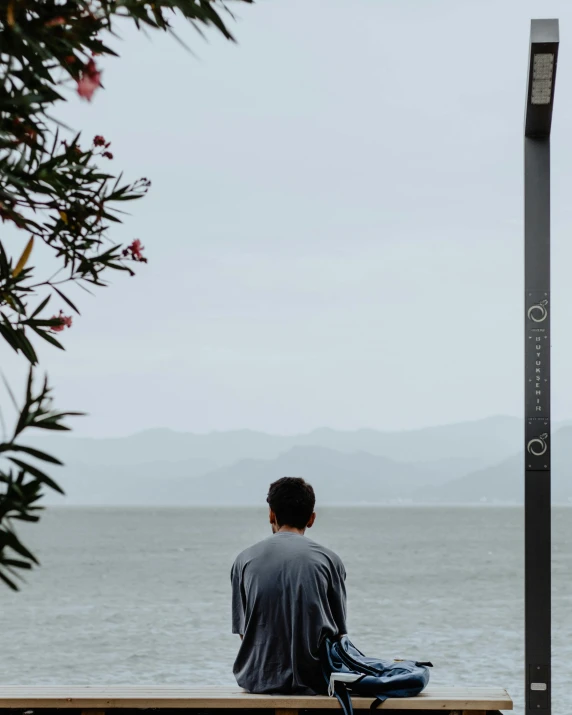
[329,560,348,637]
[231,559,246,638]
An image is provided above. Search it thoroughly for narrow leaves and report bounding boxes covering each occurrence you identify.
[12,238,34,278]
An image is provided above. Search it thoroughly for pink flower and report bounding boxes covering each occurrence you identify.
[77,59,102,102]
[122,239,147,264]
[102,151,113,160]
[130,239,143,258]
[51,311,73,333]
[93,135,106,147]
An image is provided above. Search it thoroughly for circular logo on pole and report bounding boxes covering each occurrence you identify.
[527,299,548,323]
[527,433,548,456]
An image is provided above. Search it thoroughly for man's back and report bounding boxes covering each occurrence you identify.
[231,532,347,695]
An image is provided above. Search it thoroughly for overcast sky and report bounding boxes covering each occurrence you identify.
[6,0,572,437]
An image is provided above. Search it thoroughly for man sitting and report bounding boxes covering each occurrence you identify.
[231,477,347,694]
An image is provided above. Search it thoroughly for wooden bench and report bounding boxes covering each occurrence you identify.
[0,686,513,715]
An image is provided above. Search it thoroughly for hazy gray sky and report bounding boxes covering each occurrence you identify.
[6,0,572,437]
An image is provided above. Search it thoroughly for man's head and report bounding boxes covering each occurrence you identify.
[267,477,316,534]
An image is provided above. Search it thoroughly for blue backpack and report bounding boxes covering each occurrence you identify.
[321,636,432,714]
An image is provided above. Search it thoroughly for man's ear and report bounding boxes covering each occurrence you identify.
[307,512,316,529]
[269,508,277,525]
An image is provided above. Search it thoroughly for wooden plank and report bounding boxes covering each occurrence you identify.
[0,686,513,711]
[275,708,298,715]
[0,689,503,692]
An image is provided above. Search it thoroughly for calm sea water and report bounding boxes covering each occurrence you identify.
[1,507,571,715]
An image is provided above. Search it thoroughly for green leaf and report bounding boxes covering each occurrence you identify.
[29,326,65,350]
[18,331,39,365]
[26,366,33,406]
[0,569,19,592]
[0,318,38,365]
[7,458,64,494]
[11,513,40,523]
[12,237,34,277]
[0,322,21,354]
[53,286,80,315]
[28,420,68,432]
[2,558,32,570]
[31,294,52,319]
[0,530,39,565]
[0,444,63,466]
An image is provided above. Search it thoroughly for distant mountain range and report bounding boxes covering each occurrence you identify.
[30,416,572,506]
[35,415,524,468]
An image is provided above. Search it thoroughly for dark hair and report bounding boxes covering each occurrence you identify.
[267,477,316,529]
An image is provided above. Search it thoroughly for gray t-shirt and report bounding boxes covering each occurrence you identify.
[231,531,347,695]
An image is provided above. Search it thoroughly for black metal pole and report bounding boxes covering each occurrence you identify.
[524,136,551,715]
[524,18,559,715]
